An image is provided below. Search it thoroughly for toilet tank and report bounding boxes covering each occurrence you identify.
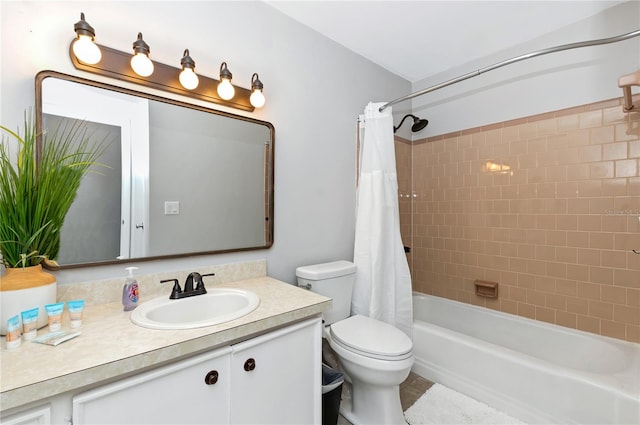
[296,260,357,325]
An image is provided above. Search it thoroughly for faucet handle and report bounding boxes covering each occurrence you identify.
[161,279,182,299]
[197,273,215,291]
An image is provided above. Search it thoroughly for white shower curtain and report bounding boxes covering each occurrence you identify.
[352,102,413,338]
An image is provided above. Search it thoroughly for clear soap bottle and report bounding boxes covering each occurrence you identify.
[122,267,140,311]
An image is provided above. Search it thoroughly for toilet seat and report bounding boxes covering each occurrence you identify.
[330,315,412,361]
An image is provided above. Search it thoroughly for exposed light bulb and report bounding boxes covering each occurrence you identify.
[130,33,153,77]
[72,34,102,64]
[250,73,265,108]
[179,49,199,90]
[250,90,265,108]
[217,79,235,100]
[131,53,154,77]
[179,68,199,90]
[217,62,235,100]
[72,13,101,64]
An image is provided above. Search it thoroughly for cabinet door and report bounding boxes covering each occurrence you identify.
[72,347,232,424]
[230,318,322,425]
[0,405,51,425]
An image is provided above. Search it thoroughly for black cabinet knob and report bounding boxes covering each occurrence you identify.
[244,358,256,371]
[204,370,219,385]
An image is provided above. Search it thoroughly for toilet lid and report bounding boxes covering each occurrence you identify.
[330,315,412,360]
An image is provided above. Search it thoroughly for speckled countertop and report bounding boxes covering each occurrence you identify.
[0,277,330,411]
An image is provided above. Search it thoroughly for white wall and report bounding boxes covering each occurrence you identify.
[409,1,640,138]
[0,1,410,284]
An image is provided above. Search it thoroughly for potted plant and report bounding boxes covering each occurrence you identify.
[0,111,105,333]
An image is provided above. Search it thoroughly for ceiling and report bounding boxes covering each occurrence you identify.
[266,1,625,83]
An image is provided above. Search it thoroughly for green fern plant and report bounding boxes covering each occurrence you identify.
[0,112,106,268]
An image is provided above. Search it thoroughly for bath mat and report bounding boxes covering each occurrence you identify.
[404,383,525,425]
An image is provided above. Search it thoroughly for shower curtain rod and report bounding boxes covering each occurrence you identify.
[379,29,640,112]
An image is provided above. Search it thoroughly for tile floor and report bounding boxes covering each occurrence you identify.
[336,372,434,425]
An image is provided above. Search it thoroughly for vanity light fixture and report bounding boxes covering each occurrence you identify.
[179,49,199,90]
[250,73,266,108]
[130,33,154,77]
[217,62,235,100]
[68,14,261,111]
[72,13,101,64]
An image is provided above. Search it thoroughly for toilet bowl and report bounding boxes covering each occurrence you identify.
[327,314,413,424]
[296,261,413,425]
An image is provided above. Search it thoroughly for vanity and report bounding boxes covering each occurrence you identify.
[0,274,331,424]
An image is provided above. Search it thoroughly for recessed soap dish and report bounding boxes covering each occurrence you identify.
[474,280,498,298]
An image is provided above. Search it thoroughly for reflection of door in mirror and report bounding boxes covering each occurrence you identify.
[42,78,150,263]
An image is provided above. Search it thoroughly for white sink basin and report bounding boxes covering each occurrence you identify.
[130,288,260,330]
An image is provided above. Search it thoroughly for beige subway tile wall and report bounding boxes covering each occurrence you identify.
[397,96,640,343]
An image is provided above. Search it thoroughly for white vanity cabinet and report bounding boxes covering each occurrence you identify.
[230,318,322,424]
[71,318,322,425]
[72,346,233,424]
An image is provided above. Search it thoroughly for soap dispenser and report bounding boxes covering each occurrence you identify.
[122,267,140,311]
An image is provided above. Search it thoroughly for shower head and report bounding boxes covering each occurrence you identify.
[393,114,429,133]
[411,117,429,132]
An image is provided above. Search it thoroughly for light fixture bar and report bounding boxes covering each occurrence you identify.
[69,42,255,112]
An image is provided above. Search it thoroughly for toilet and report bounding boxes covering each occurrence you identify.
[296,260,413,425]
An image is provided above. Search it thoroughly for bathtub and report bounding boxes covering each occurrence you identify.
[411,293,640,424]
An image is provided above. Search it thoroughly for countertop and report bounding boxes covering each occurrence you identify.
[0,277,330,411]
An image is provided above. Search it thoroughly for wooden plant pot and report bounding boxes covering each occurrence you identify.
[0,264,57,335]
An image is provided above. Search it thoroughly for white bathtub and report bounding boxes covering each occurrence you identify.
[411,293,640,424]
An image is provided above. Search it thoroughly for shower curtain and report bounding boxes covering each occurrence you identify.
[352,102,413,338]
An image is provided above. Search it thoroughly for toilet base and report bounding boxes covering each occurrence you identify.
[339,380,407,425]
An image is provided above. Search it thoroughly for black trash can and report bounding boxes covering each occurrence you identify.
[322,364,344,425]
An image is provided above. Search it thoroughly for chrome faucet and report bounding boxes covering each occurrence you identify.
[161,272,215,299]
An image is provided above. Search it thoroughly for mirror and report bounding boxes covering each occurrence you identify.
[36,71,274,268]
